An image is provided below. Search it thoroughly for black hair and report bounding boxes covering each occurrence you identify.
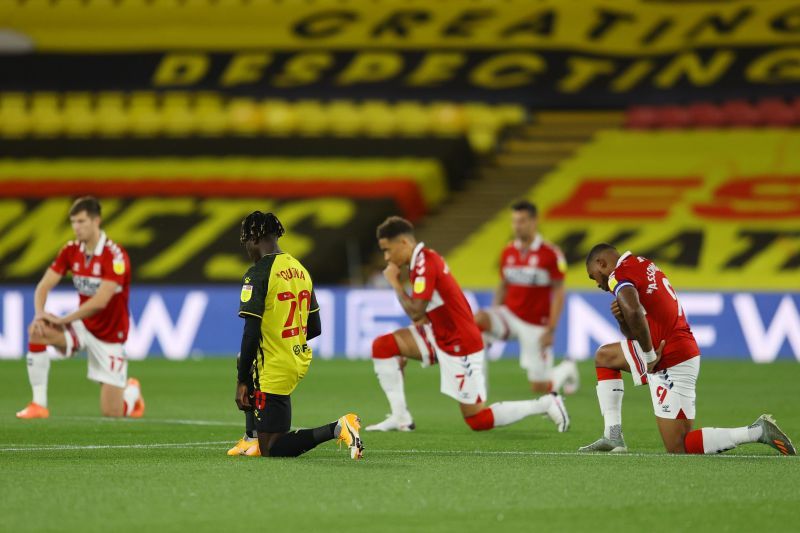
[586,242,617,265]
[511,200,537,217]
[240,211,285,244]
[376,216,414,240]
[69,196,102,218]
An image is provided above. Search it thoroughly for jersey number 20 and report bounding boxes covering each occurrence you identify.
[278,290,312,339]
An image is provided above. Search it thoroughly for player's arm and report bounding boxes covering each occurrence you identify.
[492,280,507,307]
[307,289,321,340]
[46,280,118,325]
[33,268,62,317]
[541,280,565,349]
[616,285,655,354]
[384,262,427,321]
[235,316,260,411]
[610,299,634,339]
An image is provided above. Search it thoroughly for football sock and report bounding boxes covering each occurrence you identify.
[122,380,141,417]
[596,368,624,439]
[267,422,338,458]
[551,360,576,392]
[245,410,257,439]
[489,396,553,427]
[372,357,409,418]
[26,343,50,407]
[684,426,763,454]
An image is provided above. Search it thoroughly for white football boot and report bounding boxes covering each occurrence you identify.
[365,411,416,432]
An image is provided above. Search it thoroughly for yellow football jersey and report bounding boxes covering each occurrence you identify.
[238,252,319,395]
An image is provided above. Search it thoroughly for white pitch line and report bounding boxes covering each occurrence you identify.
[0,442,792,459]
[372,449,793,459]
[57,416,241,427]
[0,440,232,452]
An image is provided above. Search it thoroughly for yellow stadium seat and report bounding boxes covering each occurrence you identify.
[260,99,294,136]
[129,92,163,136]
[327,100,363,137]
[0,93,30,138]
[95,92,129,137]
[293,100,329,137]
[29,93,63,137]
[361,100,396,137]
[230,98,264,136]
[162,91,195,137]
[194,92,228,136]
[394,102,430,136]
[429,101,466,136]
[63,92,95,137]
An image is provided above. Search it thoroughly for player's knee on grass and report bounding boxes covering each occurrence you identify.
[474,310,491,332]
[464,409,494,431]
[530,381,551,394]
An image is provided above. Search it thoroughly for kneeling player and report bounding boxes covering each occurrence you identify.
[474,200,578,395]
[231,211,363,459]
[580,244,795,455]
[366,217,569,434]
[17,196,143,419]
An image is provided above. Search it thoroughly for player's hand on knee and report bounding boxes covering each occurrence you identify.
[235,382,252,411]
[647,340,666,373]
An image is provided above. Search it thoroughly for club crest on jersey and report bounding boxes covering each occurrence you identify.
[113,260,126,275]
[240,284,253,302]
[92,263,101,276]
[413,277,426,294]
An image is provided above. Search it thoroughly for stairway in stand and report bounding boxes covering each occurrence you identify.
[417,111,623,254]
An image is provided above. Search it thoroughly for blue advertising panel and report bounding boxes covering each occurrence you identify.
[0,286,798,362]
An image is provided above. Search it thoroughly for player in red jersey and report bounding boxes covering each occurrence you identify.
[365,216,569,434]
[16,197,144,420]
[474,201,579,395]
[580,243,795,455]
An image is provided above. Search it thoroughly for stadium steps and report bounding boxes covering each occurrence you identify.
[416,111,623,253]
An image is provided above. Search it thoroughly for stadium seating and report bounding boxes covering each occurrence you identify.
[625,98,800,129]
[0,92,525,153]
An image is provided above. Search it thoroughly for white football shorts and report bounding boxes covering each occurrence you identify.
[65,320,128,388]
[648,356,700,420]
[406,324,487,404]
[484,305,553,382]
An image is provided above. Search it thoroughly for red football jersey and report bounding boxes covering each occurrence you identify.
[608,251,699,370]
[50,232,131,343]
[500,235,566,325]
[409,243,483,356]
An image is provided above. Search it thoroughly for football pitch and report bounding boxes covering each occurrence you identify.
[1,357,798,533]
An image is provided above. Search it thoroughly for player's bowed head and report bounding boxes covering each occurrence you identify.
[585,243,621,293]
[239,211,286,263]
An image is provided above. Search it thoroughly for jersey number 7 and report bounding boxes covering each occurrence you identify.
[278,290,312,339]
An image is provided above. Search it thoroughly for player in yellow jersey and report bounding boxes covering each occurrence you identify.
[228,211,363,459]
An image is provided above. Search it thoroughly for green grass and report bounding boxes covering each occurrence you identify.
[1,357,798,532]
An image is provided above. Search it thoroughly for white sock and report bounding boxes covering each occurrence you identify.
[596,379,624,439]
[373,357,409,418]
[551,360,576,391]
[26,351,51,407]
[699,426,762,454]
[489,396,552,427]
[123,381,141,416]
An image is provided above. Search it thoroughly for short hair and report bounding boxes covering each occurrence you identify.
[511,200,537,217]
[586,243,617,265]
[69,196,102,218]
[240,211,285,243]
[376,216,414,240]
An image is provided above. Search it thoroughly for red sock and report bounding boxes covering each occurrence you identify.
[684,429,704,454]
[372,334,399,359]
[596,367,622,381]
[464,408,495,431]
[28,343,46,353]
